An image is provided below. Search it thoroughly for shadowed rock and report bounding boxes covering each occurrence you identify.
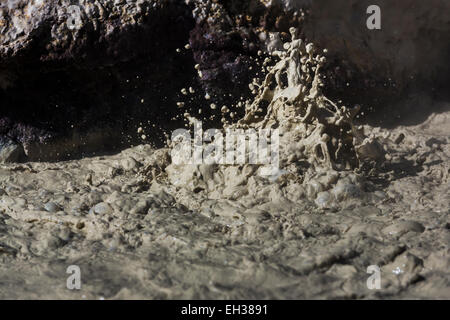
[279,0,450,107]
[0,0,196,161]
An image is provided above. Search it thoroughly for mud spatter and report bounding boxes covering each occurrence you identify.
[162,28,381,211]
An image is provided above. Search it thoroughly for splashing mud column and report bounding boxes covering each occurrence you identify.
[236,28,362,171]
[165,28,379,210]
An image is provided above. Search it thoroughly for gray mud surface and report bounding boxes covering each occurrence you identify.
[0,109,448,299]
[0,1,448,300]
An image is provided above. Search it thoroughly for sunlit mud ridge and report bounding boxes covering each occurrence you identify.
[155,29,381,211]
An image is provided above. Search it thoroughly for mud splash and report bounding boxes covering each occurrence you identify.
[0,29,448,300]
[161,29,381,211]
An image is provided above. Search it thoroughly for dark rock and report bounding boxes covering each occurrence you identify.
[188,0,305,104]
[0,0,197,161]
[287,0,450,109]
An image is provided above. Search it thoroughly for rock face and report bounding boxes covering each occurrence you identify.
[190,0,450,104]
[0,0,448,161]
[296,0,450,105]
[0,0,197,160]
[187,0,304,107]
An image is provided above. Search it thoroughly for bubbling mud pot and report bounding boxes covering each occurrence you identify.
[0,29,449,300]
[164,29,384,212]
